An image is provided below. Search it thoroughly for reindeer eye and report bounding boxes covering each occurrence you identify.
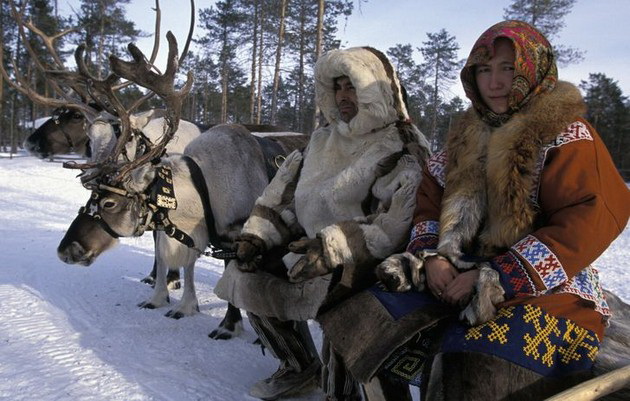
[72,113,83,120]
[102,200,117,209]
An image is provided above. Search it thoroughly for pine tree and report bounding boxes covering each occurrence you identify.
[75,0,143,78]
[580,73,630,178]
[503,0,583,66]
[387,43,428,126]
[418,29,461,148]
[197,0,247,123]
[0,0,70,151]
[269,0,287,125]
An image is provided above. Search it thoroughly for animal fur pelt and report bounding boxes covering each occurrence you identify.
[439,81,586,263]
[318,289,456,383]
[593,290,630,400]
[214,260,331,321]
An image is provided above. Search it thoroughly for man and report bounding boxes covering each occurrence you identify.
[216,46,430,400]
[334,76,358,123]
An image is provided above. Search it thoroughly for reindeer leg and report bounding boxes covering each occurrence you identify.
[140,231,159,286]
[140,232,181,289]
[166,268,181,290]
[138,249,170,309]
[209,260,243,340]
[140,259,158,287]
[165,259,199,319]
[209,302,243,340]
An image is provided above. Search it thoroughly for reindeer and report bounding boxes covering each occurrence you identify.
[54,28,309,339]
[24,107,92,159]
[5,0,203,289]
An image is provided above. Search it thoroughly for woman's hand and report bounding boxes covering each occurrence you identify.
[424,256,458,299]
[442,269,480,306]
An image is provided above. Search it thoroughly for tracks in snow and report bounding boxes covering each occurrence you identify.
[0,284,145,401]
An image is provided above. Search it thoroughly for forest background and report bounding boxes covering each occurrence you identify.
[1,0,629,179]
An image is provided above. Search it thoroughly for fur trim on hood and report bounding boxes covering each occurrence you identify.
[314,46,411,138]
[438,81,586,265]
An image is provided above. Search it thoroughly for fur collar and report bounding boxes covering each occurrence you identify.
[314,47,408,138]
[439,81,587,263]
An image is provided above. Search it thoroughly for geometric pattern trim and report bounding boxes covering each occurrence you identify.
[441,304,600,377]
[511,235,609,317]
[491,251,536,298]
[380,322,444,387]
[411,220,440,237]
[427,150,447,188]
[513,234,568,290]
[553,266,611,317]
[407,221,440,255]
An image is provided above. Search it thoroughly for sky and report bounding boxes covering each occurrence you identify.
[0,150,628,401]
[56,0,630,104]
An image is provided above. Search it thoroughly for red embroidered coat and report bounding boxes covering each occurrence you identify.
[407,82,630,339]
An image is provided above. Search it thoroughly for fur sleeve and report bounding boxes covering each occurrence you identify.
[241,150,305,249]
[318,155,422,273]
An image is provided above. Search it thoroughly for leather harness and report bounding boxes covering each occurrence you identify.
[80,135,290,260]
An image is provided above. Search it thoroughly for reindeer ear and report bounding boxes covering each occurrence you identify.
[125,164,156,193]
[130,109,163,130]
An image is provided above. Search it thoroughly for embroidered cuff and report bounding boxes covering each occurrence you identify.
[407,220,440,255]
[490,250,536,299]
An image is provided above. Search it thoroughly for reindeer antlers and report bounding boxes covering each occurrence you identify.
[106,31,194,182]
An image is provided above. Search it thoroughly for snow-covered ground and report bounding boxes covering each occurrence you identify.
[0,152,628,401]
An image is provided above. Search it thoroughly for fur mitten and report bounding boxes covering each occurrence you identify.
[375,251,425,292]
[287,237,332,282]
[460,263,505,325]
[234,233,266,272]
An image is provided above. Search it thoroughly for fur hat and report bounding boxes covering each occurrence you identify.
[314,47,411,137]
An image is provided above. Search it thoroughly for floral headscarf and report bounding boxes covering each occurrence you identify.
[461,20,558,126]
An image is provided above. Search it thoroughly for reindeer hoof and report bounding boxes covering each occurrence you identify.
[138,301,156,309]
[209,320,242,340]
[209,328,234,340]
[141,276,156,286]
[165,310,185,319]
[167,280,181,290]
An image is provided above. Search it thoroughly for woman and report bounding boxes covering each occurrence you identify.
[371,20,630,400]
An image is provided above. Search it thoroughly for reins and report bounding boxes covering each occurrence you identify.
[79,136,291,260]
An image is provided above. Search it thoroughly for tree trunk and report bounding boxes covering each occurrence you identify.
[0,4,5,149]
[221,62,228,123]
[312,0,324,130]
[97,2,106,79]
[249,0,259,123]
[220,21,230,124]
[270,0,287,125]
[256,5,265,124]
[431,57,439,148]
[297,2,306,132]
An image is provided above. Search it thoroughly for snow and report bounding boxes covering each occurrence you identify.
[0,152,628,401]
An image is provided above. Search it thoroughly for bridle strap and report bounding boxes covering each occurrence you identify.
[182,156,238,259]
[53,109,80,151]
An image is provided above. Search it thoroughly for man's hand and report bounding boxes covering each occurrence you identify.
[425,256,459,300]
[287,238,331,282]
[441,269,479,306]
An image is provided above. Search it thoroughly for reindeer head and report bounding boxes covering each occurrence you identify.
[58,161,179,266]
[57,8,194,266]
